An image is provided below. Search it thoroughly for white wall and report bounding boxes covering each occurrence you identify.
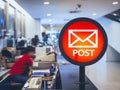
[96,17,120,53]
[6,0,40,39]
[25,18,37,38]
[40,25,47,32]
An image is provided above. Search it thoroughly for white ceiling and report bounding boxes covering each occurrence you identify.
[15,0,120,25]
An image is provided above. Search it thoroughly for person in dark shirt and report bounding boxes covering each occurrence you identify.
[42,32,48,45]
[18,40,26,47]
[1,47,12,58]
[0,46,35,90]
[31,35,39,47]
[7,38,13,47]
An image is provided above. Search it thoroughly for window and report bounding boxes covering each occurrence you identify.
[0,0,6,38]
[22,15,26,37]
[16,11,22,38]
[8,5,15,38]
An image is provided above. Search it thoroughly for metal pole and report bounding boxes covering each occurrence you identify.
[79,66,85,90]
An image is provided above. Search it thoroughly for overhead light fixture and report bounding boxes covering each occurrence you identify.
[113,13,117,16]
[49,19,52,22]
[50,24,53,27]
[49,19,53,24]
[92,13,97,16]
[112,1,118,5]
[50,22,53,25]
[47,13,52,16]
[44,1,50,5]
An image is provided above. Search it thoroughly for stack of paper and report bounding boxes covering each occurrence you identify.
[32,69,50,77]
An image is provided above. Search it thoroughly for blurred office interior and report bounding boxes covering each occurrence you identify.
[0,0,120,90]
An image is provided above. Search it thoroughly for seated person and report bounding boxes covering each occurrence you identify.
[31,35,39,47]
[7,36,14,47]
[17,40,26,47]
[2,47,12,58]
[0,46,35,90]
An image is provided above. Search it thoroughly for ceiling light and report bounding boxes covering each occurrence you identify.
[49,19,52,22]
[50,24,53,27]
[92,13,97,16]
[113,13,117,16]
[50,22,53,25]
[112,1,118,5]
[44,1,50,5]
[47,13,52,16]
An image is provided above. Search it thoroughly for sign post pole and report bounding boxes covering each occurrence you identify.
[59,18,108,90]
[79,66,85,90]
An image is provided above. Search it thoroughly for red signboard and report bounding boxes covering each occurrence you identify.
[59,18,108,66]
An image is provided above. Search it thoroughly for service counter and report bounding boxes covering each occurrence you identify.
[0,47,62,90]
[22,62,62,90]
[0,69,10,82]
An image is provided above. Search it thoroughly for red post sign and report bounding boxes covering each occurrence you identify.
[59,18,108,66]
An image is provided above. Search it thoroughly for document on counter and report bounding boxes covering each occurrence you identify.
[33,62,39,67]
[0,69,10,77]
[32,69,50,77]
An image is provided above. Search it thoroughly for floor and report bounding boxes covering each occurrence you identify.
[57,55,79,90]
[86,57,120,90]
[57,55,97,90]
[57,55,120,90]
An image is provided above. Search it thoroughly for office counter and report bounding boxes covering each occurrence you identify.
[22,62,62,90]
[0,48,62,90]
[0,69,9,77]
[0,69,10,82]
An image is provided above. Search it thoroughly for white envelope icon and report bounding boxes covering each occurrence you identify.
[68,30,98,48]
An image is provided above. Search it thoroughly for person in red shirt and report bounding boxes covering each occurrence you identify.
[0,46,35,90]
[10,46,35,83]
[10,54,33,76]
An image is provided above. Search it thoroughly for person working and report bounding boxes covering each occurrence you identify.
[31,35,39,47]
[42,32,48,45]
[10,46,35,83]
[2,47,12,58]
[0,46,35,90]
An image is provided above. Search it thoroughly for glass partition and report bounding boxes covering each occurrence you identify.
[0,0,6,38]
[16,11,22,38]
[8,5,15,38]
[0,0,6,49]
[22,14,26,37]
[16,12,26,38]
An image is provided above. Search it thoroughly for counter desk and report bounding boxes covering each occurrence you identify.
[0,69,10,82]
[22,62,62,90]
